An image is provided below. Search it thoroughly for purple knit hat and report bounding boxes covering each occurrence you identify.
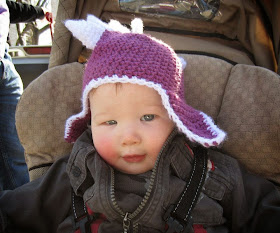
[64,15,226,147]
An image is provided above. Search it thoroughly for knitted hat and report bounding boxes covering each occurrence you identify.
[64,15,226,147]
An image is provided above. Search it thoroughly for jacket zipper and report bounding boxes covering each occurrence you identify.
[110,129,177,233]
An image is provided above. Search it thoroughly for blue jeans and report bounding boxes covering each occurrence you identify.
[0,48,29,190]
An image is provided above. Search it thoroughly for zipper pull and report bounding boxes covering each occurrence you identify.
[123,212,131,233]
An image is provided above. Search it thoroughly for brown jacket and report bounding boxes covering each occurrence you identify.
[0,129,280,232]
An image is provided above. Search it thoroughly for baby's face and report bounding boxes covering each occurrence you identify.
[89,83,174,174]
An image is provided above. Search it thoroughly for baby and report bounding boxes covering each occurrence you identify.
[0,15,279,233]
[89,83,174,175]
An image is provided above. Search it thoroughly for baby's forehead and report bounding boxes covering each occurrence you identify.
[89,83,124,96]
[90,83,160,97]
[89,82,164,107]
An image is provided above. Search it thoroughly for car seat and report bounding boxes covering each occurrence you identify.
[15,55,280,184]
[15,0,280,186]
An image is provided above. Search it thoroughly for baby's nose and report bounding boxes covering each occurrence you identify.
[121,127,141,146]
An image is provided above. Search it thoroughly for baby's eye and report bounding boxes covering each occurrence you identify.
[106,120,117,125]
[141,114,155,121]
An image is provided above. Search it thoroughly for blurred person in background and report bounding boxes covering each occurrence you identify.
[0,0,52,190]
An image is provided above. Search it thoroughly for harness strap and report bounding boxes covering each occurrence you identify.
[71,190,93,233]
[164,146,208,233]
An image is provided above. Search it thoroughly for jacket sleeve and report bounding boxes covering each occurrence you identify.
[6,0,45,23]
[240,170,280,233]
[0,1,9,59]
[0,155,72,233]
[219,155,280,233]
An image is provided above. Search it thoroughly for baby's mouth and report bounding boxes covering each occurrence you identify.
[123,154,146,163]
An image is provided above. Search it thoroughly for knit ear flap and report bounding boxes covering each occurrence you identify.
[64,14,112,50]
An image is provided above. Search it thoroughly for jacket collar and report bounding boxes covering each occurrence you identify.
[66,128,194,196]
[66,128,96,195]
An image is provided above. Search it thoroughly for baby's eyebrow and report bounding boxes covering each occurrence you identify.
[92,112,110,121]
[143,100,163,106]
[145,104,165,110]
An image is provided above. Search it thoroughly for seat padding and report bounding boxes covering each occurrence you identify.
[16,62,84,180]
[218,64,280,183]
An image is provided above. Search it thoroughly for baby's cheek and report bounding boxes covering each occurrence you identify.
[93,136,116,163]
